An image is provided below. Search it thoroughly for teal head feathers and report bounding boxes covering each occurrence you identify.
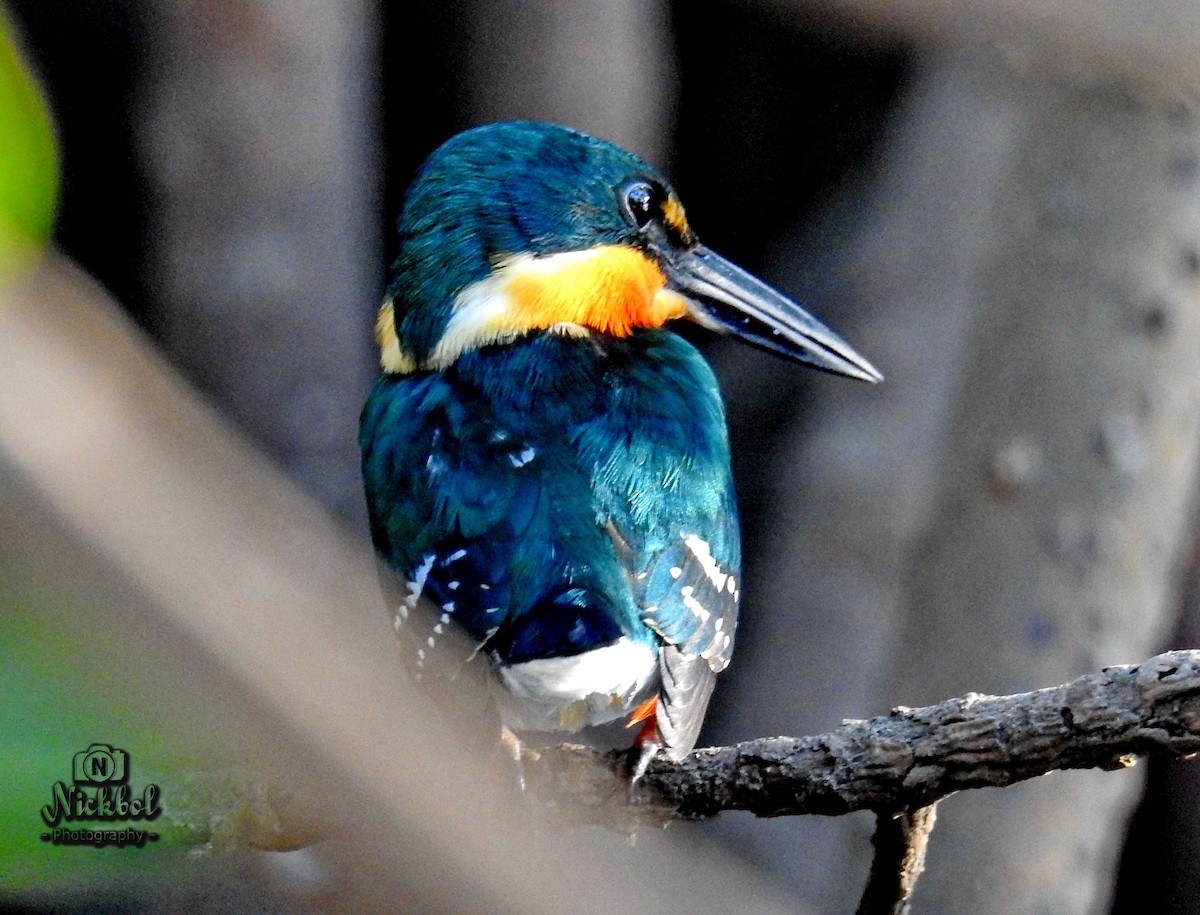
[376,121,881,382]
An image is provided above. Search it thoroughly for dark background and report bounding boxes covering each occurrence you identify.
[6,1,1200,912]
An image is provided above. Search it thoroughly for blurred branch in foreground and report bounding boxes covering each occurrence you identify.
[0,254,793,913]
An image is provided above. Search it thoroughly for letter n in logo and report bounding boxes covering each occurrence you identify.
[72,744,127,784]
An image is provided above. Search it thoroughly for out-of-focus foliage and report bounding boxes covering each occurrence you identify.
[0,8,56,275]
[0,593,203,890]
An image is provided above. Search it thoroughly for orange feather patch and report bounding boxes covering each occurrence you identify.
[626,694,658,728]
[503,246,687,337]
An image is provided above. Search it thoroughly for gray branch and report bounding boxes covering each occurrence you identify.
[856,805,938,915]
[523,650,1200,828]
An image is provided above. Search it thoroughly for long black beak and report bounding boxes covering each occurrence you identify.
[661,244,882,383]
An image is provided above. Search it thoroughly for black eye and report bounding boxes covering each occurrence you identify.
[623,180,665,229]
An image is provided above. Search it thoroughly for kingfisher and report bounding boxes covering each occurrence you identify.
[360,122,880,778]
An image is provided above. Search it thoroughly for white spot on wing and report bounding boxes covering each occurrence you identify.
[467,626,501,663]
[682,591,710,624]
[683,535,730,593]
[405,553,437,608]
[508,446,537,468]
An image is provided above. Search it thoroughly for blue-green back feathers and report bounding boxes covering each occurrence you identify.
[360,330,738,666]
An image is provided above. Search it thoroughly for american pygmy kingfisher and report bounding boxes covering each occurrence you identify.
[360,122,880,777]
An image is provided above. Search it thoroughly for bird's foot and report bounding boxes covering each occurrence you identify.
[627,719,662,798]
[499,725,527,793]
[630,737,659,786]
[625,695,660,786]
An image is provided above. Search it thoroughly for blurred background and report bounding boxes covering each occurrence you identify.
[3,0,1200,912]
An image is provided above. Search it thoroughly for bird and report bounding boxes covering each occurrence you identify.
[360,122,880,780]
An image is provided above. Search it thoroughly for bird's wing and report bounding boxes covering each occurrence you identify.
[361,371,635,683]
[630,529,739,759]
[582,331,741,761]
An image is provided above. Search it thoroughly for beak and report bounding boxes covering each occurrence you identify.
[660,244,882,383]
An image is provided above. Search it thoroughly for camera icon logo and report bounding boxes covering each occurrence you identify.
[72,744,127,785]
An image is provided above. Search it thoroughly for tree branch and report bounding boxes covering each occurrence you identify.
[523,650,1200,827]
[856,805,938,915]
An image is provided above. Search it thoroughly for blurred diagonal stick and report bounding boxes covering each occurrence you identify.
[0,254,794,914]
[527,650,1200,826]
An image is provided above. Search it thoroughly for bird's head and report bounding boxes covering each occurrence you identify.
[379,121,881,382]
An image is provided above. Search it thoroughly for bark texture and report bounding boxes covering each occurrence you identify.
[856,806,937,915]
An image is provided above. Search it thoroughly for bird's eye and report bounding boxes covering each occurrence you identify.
[623,180,665,230]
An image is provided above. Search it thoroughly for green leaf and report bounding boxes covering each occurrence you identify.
[0,9,58,275]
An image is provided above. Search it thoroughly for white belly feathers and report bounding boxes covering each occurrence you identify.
[495,637,657,733]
